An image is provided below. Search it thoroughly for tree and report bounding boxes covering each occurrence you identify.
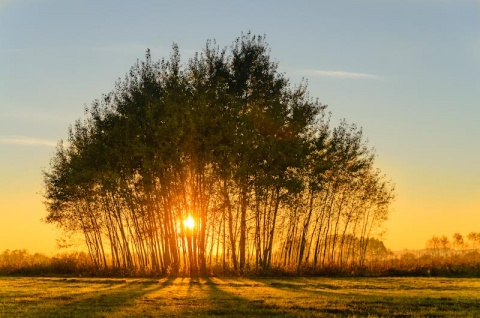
[452,233,464,250]
[43,34,394,276]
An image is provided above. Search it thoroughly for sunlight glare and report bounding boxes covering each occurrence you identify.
[183,215,195,230]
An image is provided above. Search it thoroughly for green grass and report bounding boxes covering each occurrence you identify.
[1,277,480,317]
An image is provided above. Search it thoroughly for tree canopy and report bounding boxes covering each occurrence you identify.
[43,34,394,276]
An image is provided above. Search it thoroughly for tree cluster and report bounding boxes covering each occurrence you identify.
[43,34,394,276]
[380,232,480,277]
[426,232,480,257]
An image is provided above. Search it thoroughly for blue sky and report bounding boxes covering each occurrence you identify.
[1,0,479,253]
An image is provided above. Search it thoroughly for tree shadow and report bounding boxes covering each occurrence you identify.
[245,277,475,317]
[245,277,364,316]
[23,277,176,317]
[184,277,294,317]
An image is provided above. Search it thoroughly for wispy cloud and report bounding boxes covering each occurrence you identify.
[0,135,57,147]
[0,109,70,124]
[302,69,383,80]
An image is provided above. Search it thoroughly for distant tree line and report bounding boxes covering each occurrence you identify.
[381,232,480,277]
[43,34,394,276]
[0,249,93,276]
[425,232,480,257]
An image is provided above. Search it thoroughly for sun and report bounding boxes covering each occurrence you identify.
[183,215,195,230]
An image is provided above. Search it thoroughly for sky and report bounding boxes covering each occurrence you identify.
[1,0,479,254]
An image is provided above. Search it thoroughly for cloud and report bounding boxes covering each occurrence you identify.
[0,135,57,147]
[302,69,383,80]
[0,108,70,124]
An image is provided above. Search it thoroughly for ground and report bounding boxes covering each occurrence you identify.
[1,276,479,317]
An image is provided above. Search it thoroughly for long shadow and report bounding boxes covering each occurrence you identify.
[246,277,372,317]
[178,277,296,317]
[23,277,176,317]
[248,276,341,295]
[246,277,480,317]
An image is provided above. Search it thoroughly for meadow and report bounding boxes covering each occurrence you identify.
[1,276,479,317]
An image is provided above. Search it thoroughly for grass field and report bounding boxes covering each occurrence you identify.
[1,276,479,317]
